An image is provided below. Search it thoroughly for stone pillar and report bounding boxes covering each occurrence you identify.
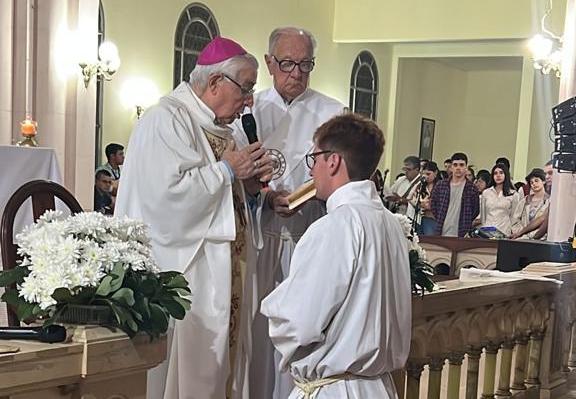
[511,335,529,390]
[481,343,500,399]
[495,340,514,397]
[447,352,464,399]
[406,362,424,399]
[525,330,544,387]
[427,358,444,399]
[466,347,483,399]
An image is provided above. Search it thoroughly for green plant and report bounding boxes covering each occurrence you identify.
[0,263,190,339]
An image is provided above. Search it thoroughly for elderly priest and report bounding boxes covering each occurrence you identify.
[261,113,412,399]
[115,37,272,399]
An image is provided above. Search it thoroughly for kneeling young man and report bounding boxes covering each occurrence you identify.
[261,113,412,398]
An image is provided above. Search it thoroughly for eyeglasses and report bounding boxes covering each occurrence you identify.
[271,55,315,73]
[223,74,255,98]
[305,150,333,169]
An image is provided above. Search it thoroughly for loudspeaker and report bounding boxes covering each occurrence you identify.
[555,116,576,136]
[553,153,576,172]
[555,135,576,152]
[553,96,576,122]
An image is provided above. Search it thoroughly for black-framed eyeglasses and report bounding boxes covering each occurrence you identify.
[223,74,255,97]
[305,150,333,169]
[271,55,315,73]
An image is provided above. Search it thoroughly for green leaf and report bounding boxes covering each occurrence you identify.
[96,276,113,297]
[135,296,151,319]
[168,287,192,297]
[111,288,135,306]
[16,302,37,322]
[150,303,169,333]
[165,275,189,289]
[109,264,126,292]
[173,296,191,311]
[2,289,21,306]
[140,279,158,296]
[0,267,28,287]
[160,299,186,320]
[52,287,73,302]
[159,271,181,282]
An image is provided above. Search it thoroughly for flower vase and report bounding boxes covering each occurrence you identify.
[55,304,115,326]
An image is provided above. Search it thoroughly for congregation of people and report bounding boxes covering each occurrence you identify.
[380,153,553,241]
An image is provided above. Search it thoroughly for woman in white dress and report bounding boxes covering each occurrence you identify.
[480,163,520,236]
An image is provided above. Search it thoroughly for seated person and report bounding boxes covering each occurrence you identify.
[94,170,114,215]
[96,143,124,195]
[511,168,549,239]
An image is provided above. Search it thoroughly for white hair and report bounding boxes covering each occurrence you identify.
[189,53,258,93]
[268,27,317,57]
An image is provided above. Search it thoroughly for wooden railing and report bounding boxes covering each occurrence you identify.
[396,266,576,399]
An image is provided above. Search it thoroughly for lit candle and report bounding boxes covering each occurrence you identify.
[20,117,37,136]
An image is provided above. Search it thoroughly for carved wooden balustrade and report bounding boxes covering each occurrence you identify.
[395,267,576,399]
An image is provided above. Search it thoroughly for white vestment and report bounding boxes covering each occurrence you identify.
[115,82,255,399]
[232,87,345,399]
[261,181,412,399]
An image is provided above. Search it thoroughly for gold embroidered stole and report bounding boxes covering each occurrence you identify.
[203,129,247,396]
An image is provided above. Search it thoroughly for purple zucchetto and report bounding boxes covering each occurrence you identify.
[197,37,247,65]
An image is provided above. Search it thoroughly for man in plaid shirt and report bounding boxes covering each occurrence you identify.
[431,152,479,237]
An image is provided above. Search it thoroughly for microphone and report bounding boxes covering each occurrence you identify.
[0,325,67,343]
[241,114,258,144]
[241,114,268,188]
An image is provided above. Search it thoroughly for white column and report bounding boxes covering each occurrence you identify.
[548,0,576,241]
[0,0,15,145]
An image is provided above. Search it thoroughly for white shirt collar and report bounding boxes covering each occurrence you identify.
[326,180,383,213]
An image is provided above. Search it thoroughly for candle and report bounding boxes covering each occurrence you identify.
[20,118,37,136]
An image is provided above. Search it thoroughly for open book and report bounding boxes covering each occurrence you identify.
[287,180,317,210]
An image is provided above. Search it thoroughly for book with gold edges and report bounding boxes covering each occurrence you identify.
[287,179,317,210]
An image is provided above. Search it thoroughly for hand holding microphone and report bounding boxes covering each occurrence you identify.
[240,114,273,186]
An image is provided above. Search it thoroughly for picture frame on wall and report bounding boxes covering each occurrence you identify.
[419,118,435,161]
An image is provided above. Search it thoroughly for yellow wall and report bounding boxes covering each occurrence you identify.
[333,0,566,42]
[393,58,523,178]
[100,0,393,160]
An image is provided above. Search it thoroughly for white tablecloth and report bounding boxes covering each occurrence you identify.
[0,145,62,236]
[0,146,62,324]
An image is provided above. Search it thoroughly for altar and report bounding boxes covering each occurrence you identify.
[0,325,166,398]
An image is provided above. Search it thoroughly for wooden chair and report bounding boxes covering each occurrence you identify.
[0,180,83,325]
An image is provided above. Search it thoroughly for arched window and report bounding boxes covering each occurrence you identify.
[173,3,220,87]
[95,0,105,167]
[349,51,378,120]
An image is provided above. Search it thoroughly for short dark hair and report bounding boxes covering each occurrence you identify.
[526,168,546,183]
[444,158,452,164]
[105,143,124,160]
[476,169,491,184]
[495,157,511,170]
[545,160,553,167]
[404,156,420,170]
[314,113,385,181]
[96,169,112,180]
[451,152,468,164]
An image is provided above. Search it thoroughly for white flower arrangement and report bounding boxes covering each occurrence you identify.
[0,211,190,338]
[393,213,435,295]
[15,211,158,309]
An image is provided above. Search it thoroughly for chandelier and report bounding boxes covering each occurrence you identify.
[528,0,563,77]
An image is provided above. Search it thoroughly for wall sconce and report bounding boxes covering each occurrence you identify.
[528,0,563,77]
[121,77,160,119]
[79,41,121,88]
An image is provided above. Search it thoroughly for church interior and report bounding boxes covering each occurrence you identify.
[2,0,576,398]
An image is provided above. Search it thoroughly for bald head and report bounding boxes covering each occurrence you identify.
[268,27,316,56]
